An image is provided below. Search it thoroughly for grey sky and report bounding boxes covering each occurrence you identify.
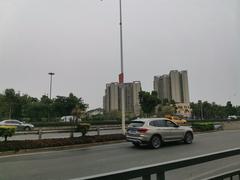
[0,0,239,109]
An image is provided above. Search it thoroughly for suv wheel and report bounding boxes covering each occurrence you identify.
[150,135,161,149]
[184,132,193,144]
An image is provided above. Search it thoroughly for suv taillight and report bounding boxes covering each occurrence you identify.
[137,128,148,133]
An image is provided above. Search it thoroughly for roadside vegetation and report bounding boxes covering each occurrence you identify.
[0,88,88,122]
[138,90,240,120]
[0,134,125,152]
[0,88,239,124]
[191,122,214,131]
[0,126,16,142]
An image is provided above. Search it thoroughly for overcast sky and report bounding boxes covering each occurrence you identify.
[0,0,239,109]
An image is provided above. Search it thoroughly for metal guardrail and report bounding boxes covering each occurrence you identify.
[74,148,240,180]
[14,126,121,139]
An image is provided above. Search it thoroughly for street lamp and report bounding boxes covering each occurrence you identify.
[118,0,126,135]
[101,0,126,134]
[48,72,55,99]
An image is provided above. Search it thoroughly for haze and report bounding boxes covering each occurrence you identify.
[0,0,239,109]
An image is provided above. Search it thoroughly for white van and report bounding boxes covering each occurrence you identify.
[227,115,237,120]
[60,116,81,122]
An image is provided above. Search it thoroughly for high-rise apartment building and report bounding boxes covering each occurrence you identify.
[103,81,142,116]
[169,70,182,103]
[103,82,119,112]
[154,70,190,103]
[154,75,171,101]
[180,70,190,103]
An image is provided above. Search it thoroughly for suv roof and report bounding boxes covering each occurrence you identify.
[131,118,169,122]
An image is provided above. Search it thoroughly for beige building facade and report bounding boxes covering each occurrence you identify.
[169,70,182,103]
[176,103,192,118]
[103,81,142,116]
[180,70,190,103]
[154,75,171,102]
[154,70,190,103]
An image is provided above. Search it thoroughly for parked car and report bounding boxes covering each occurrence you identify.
[0,120,34,131]
[227,115,238,120]
[164,115,187,125]
[126,118,193,149]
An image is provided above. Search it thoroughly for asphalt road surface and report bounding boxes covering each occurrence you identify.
[0,130,240,180]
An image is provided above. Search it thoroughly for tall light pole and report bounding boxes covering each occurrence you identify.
[48,72,55,99]
[101,0,126,134]
[118,0,126,135]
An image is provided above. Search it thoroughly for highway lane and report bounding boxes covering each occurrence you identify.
[0,130,240,180]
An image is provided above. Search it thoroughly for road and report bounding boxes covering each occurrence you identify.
[0,130,240,180]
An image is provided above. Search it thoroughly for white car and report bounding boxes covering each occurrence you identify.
[60,116,81,122]
[0,120,34,131]
[227,115,238,120]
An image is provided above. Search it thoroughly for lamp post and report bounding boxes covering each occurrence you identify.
[101,0,126,134]
[48,72,55,99]
[118,0,126,135]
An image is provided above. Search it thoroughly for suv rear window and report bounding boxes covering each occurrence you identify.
[149,120,166,127]
[128,121,144,128]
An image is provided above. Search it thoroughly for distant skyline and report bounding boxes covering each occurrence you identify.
[0,0,239,109]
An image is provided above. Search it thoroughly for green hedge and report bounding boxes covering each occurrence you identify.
[0,134,125,152]
[191,122,214,131]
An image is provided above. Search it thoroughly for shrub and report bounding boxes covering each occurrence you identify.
[0,126,16,142]
[191,122,214,131]
[0,134,126,152]
[76,123,91,136]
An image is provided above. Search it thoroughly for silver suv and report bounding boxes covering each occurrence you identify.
[126,118,193,149]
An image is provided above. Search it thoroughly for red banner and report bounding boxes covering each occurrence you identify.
[119,73,124,84]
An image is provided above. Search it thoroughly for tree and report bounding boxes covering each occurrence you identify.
[70,103,88,137]
[161,106,175,116]
[226,101,236,116]
[0,89,89,122]
[0,126,16,142]
[24,102,48,121]
[40,95,52,104]
[0,89,24,119]
[52,93,88,118]
[139,91,160,117]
